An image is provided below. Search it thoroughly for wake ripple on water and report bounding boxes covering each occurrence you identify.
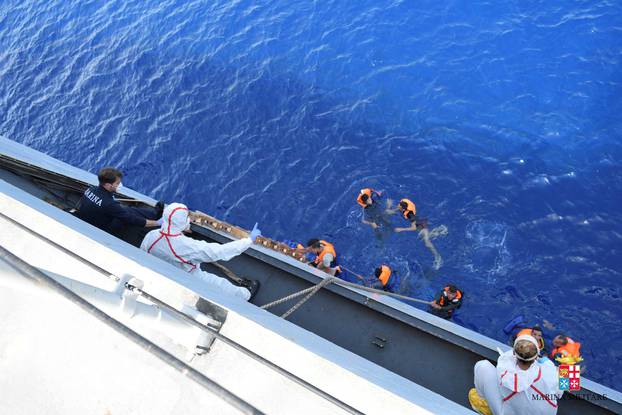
[464,221,512,282]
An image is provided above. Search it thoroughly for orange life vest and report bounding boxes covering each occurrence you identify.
[314,240,337,266]
[377,265,392,286]
[550,338,581,359]
[356,188,375,208]
[517,328,545,351]
[400,198,416,219]
[438,286,462,306]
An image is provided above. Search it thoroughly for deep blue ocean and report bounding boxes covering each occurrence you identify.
[1,0,621,390]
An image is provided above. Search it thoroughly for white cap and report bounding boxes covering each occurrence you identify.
[515,334,539,349]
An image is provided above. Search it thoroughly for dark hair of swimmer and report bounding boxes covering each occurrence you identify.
[446,284,458,294]
[553,334,568,345]
[374,267,382,278]
[306,238,321,249]
[399,201,408,210]
[361,194,369,203]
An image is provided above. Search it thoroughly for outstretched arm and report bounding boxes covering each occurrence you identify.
[189,238,253,263]
[429,292,443,309]
[362,218,379,229]
[395,211,419,232]
[384,199,400,215]
[107,202,148,227]
[295,246,311,255]
[145,219,160,227]
[395,222,419,232]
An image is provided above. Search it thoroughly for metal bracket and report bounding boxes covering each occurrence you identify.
[372,335,387,349]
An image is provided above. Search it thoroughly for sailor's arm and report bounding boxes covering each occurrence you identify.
[193,238,253,263]
[107,202,152,227]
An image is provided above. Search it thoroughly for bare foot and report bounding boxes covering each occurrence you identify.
[433,256,443,270]
[428,225,448,240]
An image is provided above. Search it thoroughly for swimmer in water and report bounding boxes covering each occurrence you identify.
[387,197,446,270]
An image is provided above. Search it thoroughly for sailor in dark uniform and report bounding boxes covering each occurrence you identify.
[75,167,163,237]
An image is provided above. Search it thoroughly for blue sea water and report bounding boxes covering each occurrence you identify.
[1,0,621,389]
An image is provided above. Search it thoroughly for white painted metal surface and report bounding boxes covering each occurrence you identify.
[0,259,240,415]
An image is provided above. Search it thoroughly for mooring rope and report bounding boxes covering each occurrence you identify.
[280,277,337,319]
[260,275,432,320]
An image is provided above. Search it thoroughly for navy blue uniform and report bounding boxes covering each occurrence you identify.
[76,185,147,233]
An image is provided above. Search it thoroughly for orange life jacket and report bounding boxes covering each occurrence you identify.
[438,286,462,306]
[400,198,416,219]
[356,188,375,208]
[517,328,545,351]
[314,240,337,266]
[377,265,392,286]
[550,338,581,359]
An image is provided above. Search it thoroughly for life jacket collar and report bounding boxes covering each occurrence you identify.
[357,188,374,208]
[439,286,462,305]
[314,240,336,265]
[551,338,581,360]
[400,198,416,219]
[378,265,392,286]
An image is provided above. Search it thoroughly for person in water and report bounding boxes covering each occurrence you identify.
[509,325,547,357]
[388,197,444,269]
[368,265,401,293]
[75,167,163,236]
[356,188,385,229]
[429,284,463,319]
[550,334,582,366]
[303,239,342,276]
